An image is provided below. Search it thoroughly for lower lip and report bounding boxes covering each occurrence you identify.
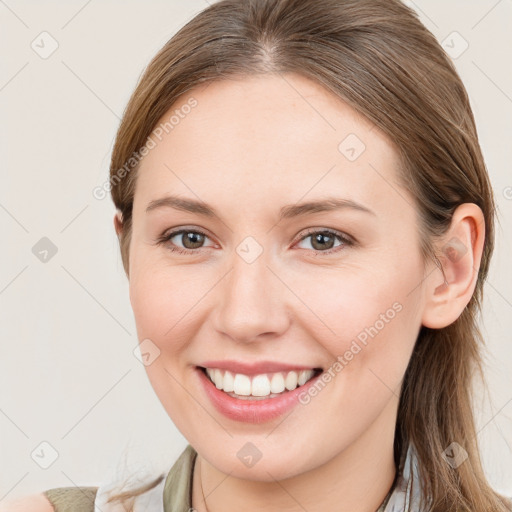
[195,367,323,424]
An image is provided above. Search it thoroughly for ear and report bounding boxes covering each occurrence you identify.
[114,210,123,238]
[421,203,485,329]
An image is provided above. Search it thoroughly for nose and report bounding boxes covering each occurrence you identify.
[211,250,290,344]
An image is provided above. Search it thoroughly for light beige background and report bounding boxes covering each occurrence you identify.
[1,0,511,500]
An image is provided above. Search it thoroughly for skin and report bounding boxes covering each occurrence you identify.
[113,73,484,512]
[0,494,54,512]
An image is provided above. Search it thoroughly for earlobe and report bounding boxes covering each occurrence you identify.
[114,210,123,238]
[421,203,485,329]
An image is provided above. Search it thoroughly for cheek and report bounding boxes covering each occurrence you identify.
[298,286,418,447]
[291,259,422,391]
[129,257,214,353]
[296,262,417,335]
[128,261,204,425]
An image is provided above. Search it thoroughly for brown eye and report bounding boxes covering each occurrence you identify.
[157,228,214,254]
[295,229,354,255]
[309,232,336,251]
[178,231,206,249]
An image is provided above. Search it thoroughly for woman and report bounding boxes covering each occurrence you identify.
[9,0,511,510]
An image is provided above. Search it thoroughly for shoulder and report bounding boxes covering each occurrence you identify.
[0,487,99,512]
[0,493,55,511]
[44,487,98,512]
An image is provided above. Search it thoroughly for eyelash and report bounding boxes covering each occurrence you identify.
[156,227,355,256]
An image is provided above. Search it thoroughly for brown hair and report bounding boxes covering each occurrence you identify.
[107,0,511,510]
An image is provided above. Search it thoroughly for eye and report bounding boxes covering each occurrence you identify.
[156,228,215,255]
[156,227,355,256]
[294,228,354,255]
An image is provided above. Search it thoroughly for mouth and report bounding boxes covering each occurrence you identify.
[195,364,325,423]
[196,365,323,400]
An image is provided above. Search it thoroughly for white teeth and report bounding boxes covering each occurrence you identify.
[298,370,310,386]
[251,374,271,397]
[213,369,223,389]
[204,368,317,397]
[223,370,234,392]
[285,371,298,390]
[270,372,285,394]
[233,373,252,395]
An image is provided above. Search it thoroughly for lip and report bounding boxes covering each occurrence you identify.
[198,359,322,376]
[195,366,323,424]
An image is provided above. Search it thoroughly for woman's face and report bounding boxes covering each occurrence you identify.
[126,73,429,480]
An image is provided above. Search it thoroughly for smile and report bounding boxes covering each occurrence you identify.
[195,366,324,423]
[202,367,322,399]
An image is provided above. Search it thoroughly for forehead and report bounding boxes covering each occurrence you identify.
[134,73,407,218]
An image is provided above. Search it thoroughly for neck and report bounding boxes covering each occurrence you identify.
[192,399,398,512]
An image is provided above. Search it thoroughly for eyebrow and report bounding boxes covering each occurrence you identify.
[145,195,376,220]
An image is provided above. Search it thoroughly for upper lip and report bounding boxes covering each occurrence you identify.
[198,360,323,376]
